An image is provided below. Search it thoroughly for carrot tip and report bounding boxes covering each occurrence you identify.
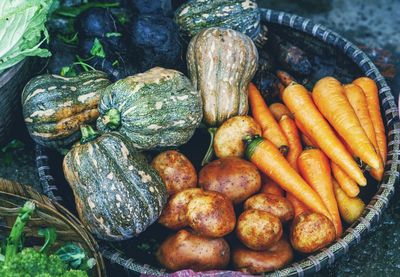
[279,145,289,157]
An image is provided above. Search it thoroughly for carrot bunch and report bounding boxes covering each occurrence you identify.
[246,74,386,238]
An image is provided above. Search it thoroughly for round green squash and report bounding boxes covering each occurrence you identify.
[187,27,258,127]
[97,67,203,150]
[175,0,267,45]
[22,71,111,150]
[63,125,168,241]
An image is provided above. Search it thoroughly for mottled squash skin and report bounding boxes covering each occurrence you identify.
[22,71,111,150]
[97,67,202,149]
[187,27,258,126]
[63,127,168,241]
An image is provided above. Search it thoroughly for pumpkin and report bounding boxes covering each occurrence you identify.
[174,0,267,45]
[97,67,203,150]
[187,27,258,127]
[63,125,168,241]
[22,71,111,150]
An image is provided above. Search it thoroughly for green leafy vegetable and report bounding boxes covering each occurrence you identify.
[38,228,57,254]
[60,66,78,77]
[58,32,78,45]
[105,32,122,38]
[90,38,106,58]
[0,0,52,73]
[55,243,95,270]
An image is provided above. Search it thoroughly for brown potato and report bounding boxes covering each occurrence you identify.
[244,193,294,222]
[214,115,262,158]
[232,239,293,274]
[187,191,236,238]
[158,188,203,229]
[236,209,282,250]
[151,150,197,195]
[290,211,336,253]
[157,229,230,271]
[199,157,261,204]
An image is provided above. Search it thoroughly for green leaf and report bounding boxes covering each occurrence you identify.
[57,32,78,45]
[112,60,119,67]
[90,38,105,58]
[105,32,122,38]
[1,139,25,153]
[60,66,77,77]
[38,227,57,253]
[55,243,86,269]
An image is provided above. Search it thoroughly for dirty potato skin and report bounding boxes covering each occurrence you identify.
[214,115,262,158]
[236,209,283,250]
[232,239,294,274]
[158,188,204,229]
[151,150,197,195]
[156,229,230,271]
[199,157,261,204]
[187,191,236,238]
[244,193,294,222]
[290,211,336,253]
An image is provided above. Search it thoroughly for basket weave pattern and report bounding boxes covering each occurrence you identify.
[34,9,400,276]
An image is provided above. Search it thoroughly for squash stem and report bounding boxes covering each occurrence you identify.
[102,108,121,130]
[201,128,217,166]
[80,125,100,144]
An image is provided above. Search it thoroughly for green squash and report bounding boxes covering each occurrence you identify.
[97,67,202,150]
[187,27,258,127]
[175,0,267,45]
[22,71,111,150]
[63,125,168,241]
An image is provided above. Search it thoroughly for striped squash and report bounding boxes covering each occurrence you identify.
[22,71,111,150]
[63,125,168,241]
[97,67,202,149]
[187,27,258,126]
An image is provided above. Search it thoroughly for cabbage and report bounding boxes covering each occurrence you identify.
[0,0,52,73]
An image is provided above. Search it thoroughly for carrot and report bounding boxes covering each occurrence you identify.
[297,148,342,237]
[312,77,380,170]
[331,161,360,197]
[282,83,367,186]
[343,83,384,180]
[260,176,285,196]
[269,103,291,121]
[286,193,308,217]
[276,70,296,87]
[280,115,302,171]
[333,180,365,224]
[301,133,317,147]
[248,83,289,155]
[353,77,387,168]
[245,136,332,220]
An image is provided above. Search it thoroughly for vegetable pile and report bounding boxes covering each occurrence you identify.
[0,201,94,277]
[19,0,388,274]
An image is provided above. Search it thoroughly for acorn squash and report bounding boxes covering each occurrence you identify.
[97,67,202,150]
[22,71,111,150]
[63,125,168,241]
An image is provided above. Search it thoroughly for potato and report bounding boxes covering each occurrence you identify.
[290,211,336,253]
[214,115,262,158]
[187,191,236,238]
[199,157,261,204]
[158,188,203,229]
[236,209,282,250]
[151,150,197,195]
[157,229,230,271]
[244,193,294,222]
[232,239,293,274]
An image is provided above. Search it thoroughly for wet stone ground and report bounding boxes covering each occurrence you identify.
[0,0,399,276]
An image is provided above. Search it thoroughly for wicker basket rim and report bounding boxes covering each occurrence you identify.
[34,8,400,277]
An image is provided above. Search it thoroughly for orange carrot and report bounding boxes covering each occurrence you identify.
[343,83,384,181]
[353,77,387,167]
[282,83,367,186]
[269,103,291,121]
[276,70,296,86]
[260,176,285,196]
[301,133,317,147]
[331,161,360,197]
[245,136,332,220]
[312,77,380,170]
[297,149,342,237]
[248,83,289,155]
[286,193,308,217]
[333,180,365,224]
[280,115,302,171]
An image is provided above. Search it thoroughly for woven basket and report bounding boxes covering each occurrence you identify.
[0,59,33,147]
[34,8,400,276]
[0,178,106,277]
